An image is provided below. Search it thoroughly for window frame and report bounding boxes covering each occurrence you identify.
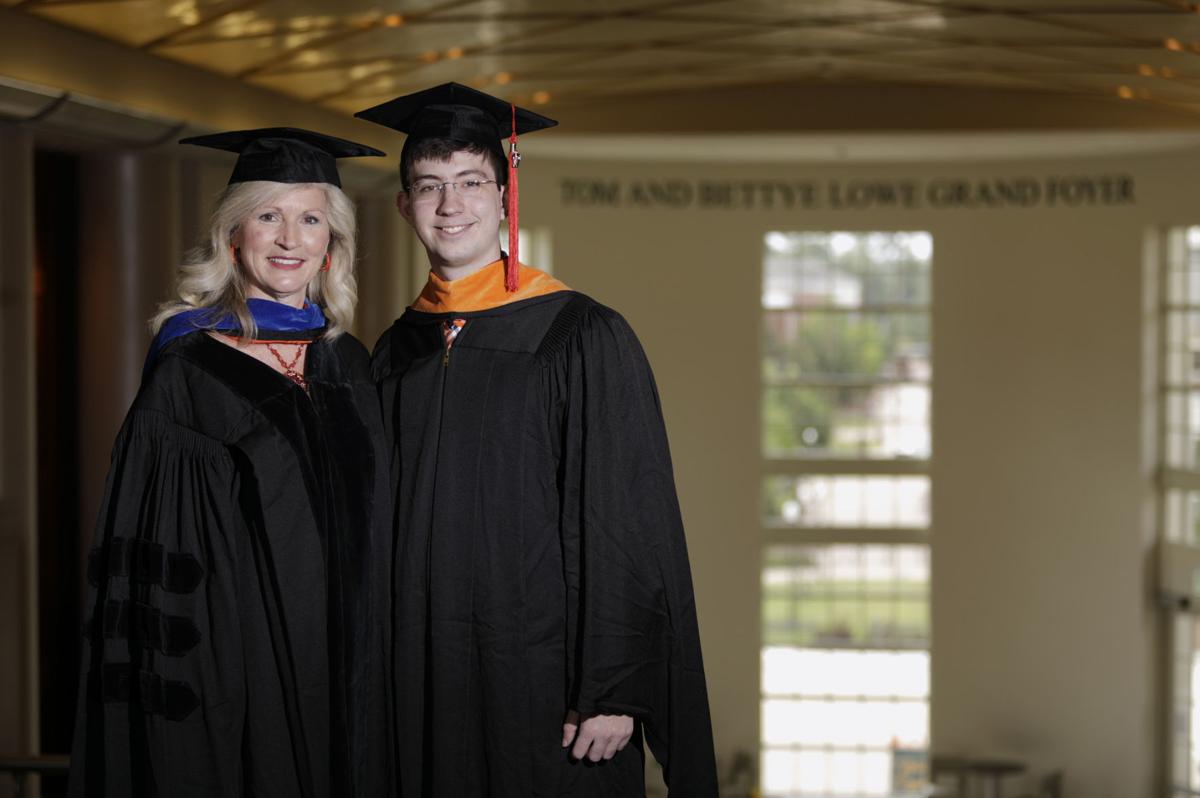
[759,230,934,797]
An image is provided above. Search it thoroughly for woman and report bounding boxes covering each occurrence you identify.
[69,128,393,798]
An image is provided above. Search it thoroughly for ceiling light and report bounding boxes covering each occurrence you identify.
[532,90,550,105]
[446,46,465,59]
[1116,85,1134,99]
[1165,37,1184,51]
[384,14,403,27]
[297,50,322,66]
[421,50,439,63]
[495,71,512,85]
[1137,64,1155,77]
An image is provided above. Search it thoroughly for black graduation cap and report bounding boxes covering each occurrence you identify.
[179,127,385,188]
[353,82,557,168]
[354,83,558,291]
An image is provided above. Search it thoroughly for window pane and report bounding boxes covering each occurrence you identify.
[762,649,929,698]
[762,545,929,649]
[763,311,930,384]
[1164,388,1200,471]
[1172,613,1200,789]
[1164,489,1200,545]
[763,231,932,310]
[763,474,930,528]
[761,230,931,797]
[761,748,898,797]
[763,697,928,748]
[761,546,930,796]
[763,384,930,459]
[1164,311,1200,387]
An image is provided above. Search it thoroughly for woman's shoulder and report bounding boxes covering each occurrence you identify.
[325,330,370,360]
[116,405,234,464]
[136,334,266,437]
[317,331,371,380]
[141,330,226,388]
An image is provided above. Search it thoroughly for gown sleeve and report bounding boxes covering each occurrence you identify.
[554,300,719,797]
[70,407,248,798]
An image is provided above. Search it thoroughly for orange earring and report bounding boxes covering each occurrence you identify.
[320,252,331,272]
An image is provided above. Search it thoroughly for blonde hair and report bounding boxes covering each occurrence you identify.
[152,180,358,339]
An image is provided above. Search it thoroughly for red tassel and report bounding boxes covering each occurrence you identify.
[506,102,520,292]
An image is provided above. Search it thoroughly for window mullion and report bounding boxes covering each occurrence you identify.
[763,527,929,545]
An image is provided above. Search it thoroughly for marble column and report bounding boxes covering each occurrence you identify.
[76,151,180,562]
[0,124,38,761]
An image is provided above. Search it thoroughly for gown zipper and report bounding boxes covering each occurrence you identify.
[443,319,467,366]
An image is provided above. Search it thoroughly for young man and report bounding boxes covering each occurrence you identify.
[357,83,717,798]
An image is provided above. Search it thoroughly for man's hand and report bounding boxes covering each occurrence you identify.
[561,710,634,762]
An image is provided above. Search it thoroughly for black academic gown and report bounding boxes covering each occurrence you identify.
[372,291,718,798]
[70,331,395,798]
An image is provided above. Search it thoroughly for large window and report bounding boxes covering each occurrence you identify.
[1162,226,1200,794]
[761,232,932,797]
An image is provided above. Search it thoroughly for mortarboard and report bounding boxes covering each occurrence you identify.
[179,127,385,188]
[354,83,558,291]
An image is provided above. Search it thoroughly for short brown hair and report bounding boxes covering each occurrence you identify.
[401,138,507,189]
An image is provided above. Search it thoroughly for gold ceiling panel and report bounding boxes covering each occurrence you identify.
[456,0,722,14]
[855,46,1118,73]
[250,67,369,100]
[918,0,1158,8]
[860,14,1127,44]
[299,20,533,61]
[699,25,946,53]
[29,0,235,47]
[158,30,335,75]
[1036,45,1200,71]
[496,16,760,49]
[1048,71,1200,102]
[8,0,1200,120]
[269,0,451,15]
[551,48,762,75]
[658,0,928,19]
[1043,12,1200,40]
[163,7,361,47]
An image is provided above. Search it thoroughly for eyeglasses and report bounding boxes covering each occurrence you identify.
[405,178,499,202]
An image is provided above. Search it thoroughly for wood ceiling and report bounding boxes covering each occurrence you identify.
[6,0,1200,120]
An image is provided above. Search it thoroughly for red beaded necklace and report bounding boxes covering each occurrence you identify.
[265,342,309,391]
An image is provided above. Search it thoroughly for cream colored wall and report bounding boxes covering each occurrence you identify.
[2,118,1187,796]
[512,148,1200,797]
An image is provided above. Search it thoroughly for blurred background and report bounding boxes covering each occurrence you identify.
[5,1,1200,796]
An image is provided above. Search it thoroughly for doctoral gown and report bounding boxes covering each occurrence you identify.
[372,263,718,798]
[70,330,395,798]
